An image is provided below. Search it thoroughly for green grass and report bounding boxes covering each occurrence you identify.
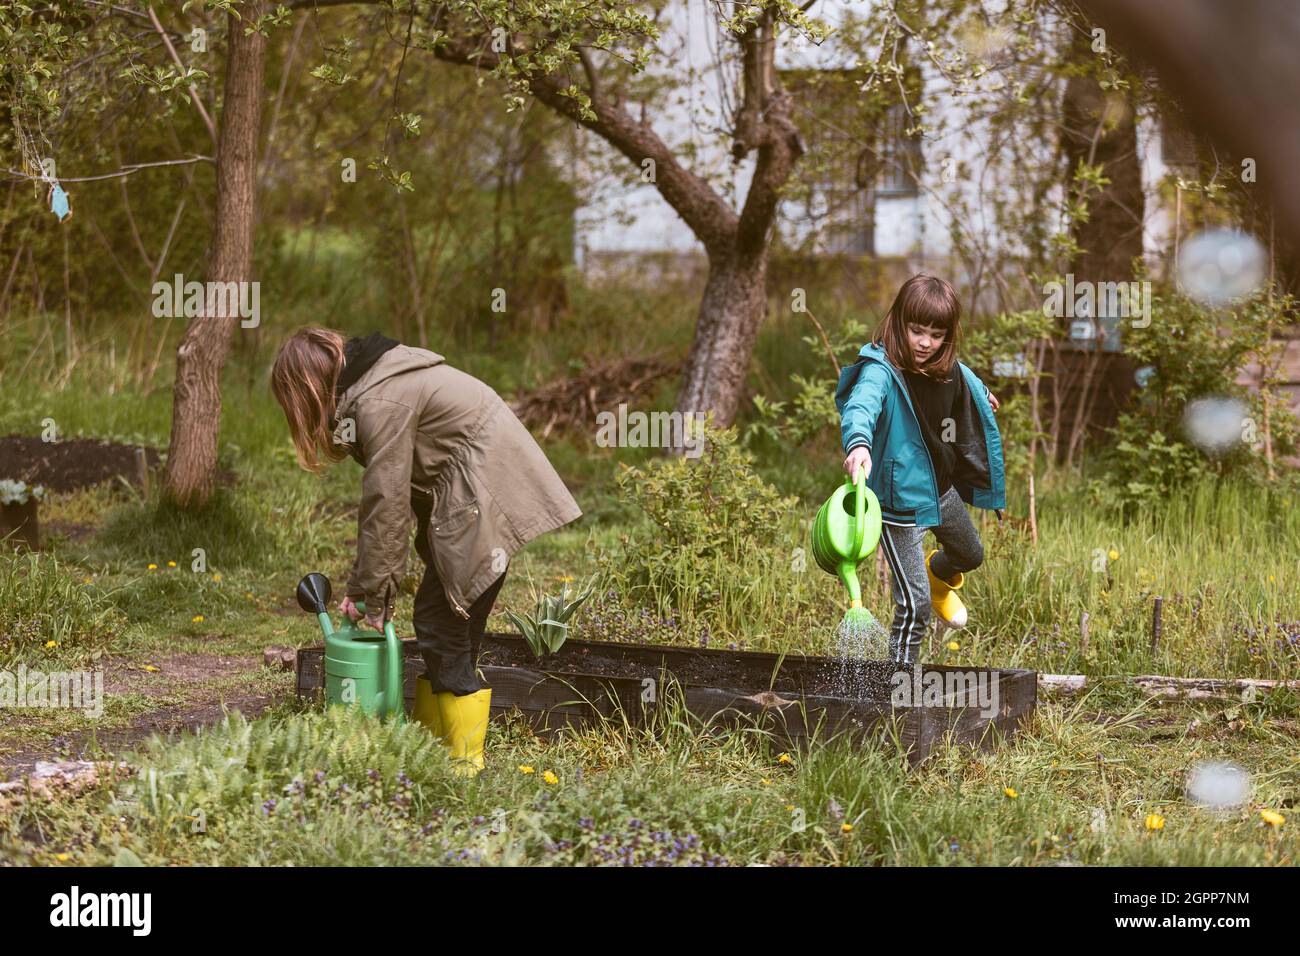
[2,692,1296,866]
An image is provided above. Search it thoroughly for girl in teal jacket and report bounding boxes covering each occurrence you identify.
[835,275,1006,665]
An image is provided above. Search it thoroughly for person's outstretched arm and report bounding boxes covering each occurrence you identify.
[837,361,890,477]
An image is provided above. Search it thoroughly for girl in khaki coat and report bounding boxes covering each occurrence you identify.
[271,329,582,772]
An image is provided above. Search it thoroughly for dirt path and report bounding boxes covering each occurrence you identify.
[0,693,280,779]
[0,650,290,780]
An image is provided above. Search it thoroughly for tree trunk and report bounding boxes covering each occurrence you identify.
[1056,31,1144,464]
[430,15,800,435]
[675,251,769,427]
[162,3,266,508]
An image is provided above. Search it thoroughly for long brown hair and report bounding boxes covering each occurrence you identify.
[871,274,962,378]
[270,327,350,473]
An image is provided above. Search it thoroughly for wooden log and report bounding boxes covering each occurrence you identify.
[1038,673,1300,700]
[134,446,150,496]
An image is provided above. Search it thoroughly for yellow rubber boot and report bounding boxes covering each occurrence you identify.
[436,689,492,777]
[925,549,968,628]
[413,676,444,741]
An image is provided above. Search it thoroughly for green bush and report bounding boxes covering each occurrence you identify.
[1098,290,1299,514]
[600,423,824,641]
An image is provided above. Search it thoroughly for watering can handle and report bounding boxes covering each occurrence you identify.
[851,463,866,557]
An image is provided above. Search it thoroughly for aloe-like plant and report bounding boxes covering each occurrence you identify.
[505,581,595,659]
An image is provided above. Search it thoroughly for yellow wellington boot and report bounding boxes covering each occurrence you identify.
[413,676,445,741]
[925,549,968,629]
[436,689,492,777]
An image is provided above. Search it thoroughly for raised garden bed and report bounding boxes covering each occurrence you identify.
[0,499,39,549]
[296,633,1037,766]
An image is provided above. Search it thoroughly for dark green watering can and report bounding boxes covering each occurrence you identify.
[297,573,405,721]
[810,465,883,615]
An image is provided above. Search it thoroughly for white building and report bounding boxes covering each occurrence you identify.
[573,1,1186,304]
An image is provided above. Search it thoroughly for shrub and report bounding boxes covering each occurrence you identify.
[1098,290,1299,514]
[599,423,808,638]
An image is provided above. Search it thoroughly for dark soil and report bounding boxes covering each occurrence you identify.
[478,634,905,701]
[0,434,161,492]
[0,434,238,493]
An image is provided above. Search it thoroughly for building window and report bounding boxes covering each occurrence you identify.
[875,102,922,197]
[782,69,874,255]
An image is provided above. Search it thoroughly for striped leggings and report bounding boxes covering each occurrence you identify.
[878,486,985,665]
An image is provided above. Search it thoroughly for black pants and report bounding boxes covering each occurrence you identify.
[412,496,506,696]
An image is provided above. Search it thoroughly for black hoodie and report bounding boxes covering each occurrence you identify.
[334,333,400,464]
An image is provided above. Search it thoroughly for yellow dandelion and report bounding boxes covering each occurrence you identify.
[45,640,58,648]
[212,573,222,583]
[841,823,853,834]
[147,563,157,570]
[1003,787,1018,799]
[777,753,793,765]
[142,665,160,673]
[760,778,773,786]
[1107,548,1119,561]
[1260,809,1285,827]
[517,765,535,775]
[167,561,176,568]
[54,853,69,862]
[192,615,204,623]
[542,770,559,785]
[82,577,93,584]
[1145,813,1165,831]
[1268,575,1276,584]
[784,804,796,812]
[245,592,254,599]
[947,640,960,651]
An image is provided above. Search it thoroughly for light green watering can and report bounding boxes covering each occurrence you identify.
[810,465,883,626]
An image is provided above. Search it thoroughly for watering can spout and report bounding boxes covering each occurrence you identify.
[297,572,332,614]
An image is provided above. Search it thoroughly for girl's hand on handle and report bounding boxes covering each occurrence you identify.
[844,445,872,480]
[340,596,361,623]
[986,389,1000,413]
[363,610,385,633]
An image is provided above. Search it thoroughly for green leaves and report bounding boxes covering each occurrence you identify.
[504,581,596,658]
[395,112,422,139]
[245,4,292,38]
[367,156,414,192]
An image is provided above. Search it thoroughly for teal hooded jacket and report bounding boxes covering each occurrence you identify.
[835,342,1005,528]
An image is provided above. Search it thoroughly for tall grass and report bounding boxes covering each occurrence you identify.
[0,552,130,666]
[4,690,1295,866]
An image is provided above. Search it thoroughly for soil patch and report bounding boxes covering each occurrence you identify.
[103,652,260,696]
[478,636,902,700]
[0,694,278,780]
[0,434,236,492]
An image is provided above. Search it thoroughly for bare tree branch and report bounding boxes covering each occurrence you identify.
[0,155,213,183]
[433,33,740,253]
